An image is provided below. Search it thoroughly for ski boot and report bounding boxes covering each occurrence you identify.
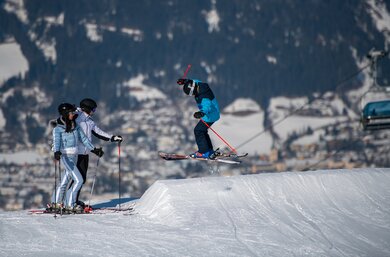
[190,150,215,159]
[46,203,64,213]
[209,148,221,159]
[84,205,93,213]
[71,205,85,214]
[76,200,86,208]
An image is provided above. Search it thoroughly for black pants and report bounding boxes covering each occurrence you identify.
[194,120,214,153]
[68,154,89,203]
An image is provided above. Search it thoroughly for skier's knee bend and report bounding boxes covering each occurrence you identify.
[194,127,206,136]
[73,176,84,190]
[77,177,84,188]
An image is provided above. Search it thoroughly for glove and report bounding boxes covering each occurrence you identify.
[91,147,104,157]
[193,111,205,119]
[54,151,62,161]
[177,78,192,85]
[111,135,123,142]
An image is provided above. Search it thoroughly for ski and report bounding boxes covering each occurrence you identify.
[215,152,248,158]
[93,206,134,213]
[158,151,246,164]
[28,206,134,215]
[28,207,92,215]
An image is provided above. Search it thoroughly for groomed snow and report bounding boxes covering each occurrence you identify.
[1,168,390,257]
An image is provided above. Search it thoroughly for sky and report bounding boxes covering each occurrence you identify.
[1,168,389,257]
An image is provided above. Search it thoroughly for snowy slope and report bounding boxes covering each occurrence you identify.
[212,98,273,154]
[1,168,390,257]
[268,96,350,142]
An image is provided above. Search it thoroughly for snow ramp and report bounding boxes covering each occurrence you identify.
[135,168,390,256]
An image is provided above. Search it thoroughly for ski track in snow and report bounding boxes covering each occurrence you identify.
[216,180,257,257]
[1,168,390,257]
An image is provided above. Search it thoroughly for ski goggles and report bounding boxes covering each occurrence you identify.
[187,80,196,96]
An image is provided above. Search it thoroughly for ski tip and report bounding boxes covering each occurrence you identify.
[158,151,189,161]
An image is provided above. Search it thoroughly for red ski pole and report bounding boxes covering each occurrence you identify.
[200,119,237,154]
[182,64,191,78]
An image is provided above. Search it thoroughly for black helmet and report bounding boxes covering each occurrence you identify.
[58,103,76,116]
[80,98,97,113]
[183,80,197,96]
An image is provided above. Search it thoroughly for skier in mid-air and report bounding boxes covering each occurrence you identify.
[177,78,220,159]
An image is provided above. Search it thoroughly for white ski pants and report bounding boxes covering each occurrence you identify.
[53,154,84,208]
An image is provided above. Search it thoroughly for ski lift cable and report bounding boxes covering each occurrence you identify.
[301,58,390,171]
[235,63,372,151]
[358,51,390,105]
[299,116,390,171]
[283,52,388,171]
[299,61,390,171]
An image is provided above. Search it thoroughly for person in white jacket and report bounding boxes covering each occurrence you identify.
[70,98,123,206]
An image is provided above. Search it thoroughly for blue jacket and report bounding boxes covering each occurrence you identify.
[52,117,94,155]
[194,80,220,123]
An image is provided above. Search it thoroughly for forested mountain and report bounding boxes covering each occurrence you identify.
[0,0,389,145]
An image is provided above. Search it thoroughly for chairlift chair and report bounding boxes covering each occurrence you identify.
[360,50,390,130]
[361,98,390,130]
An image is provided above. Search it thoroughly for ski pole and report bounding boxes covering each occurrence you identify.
[200,118,237,154]
[118,142,121,210]
[54,160,57,219]
[182,64,191,78]
[88,158,100,208]
[58,160,63,216]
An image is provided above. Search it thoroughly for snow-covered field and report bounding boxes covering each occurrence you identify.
[0,151,46,165]
[0,41,29,85]
[1,168,389,257]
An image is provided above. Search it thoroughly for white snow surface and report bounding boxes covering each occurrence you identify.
[0,41,29,85]
[0,109,5,130]
[211,98,272,154]
[212,112,273,155]
[122,74,166,101]
[84,23,103,42]
[3,0,28,24]
[223,98,262,113]
[268,96,349,141]
[202,0,220,33]
[366,0,390,44]
[1,168,390,257]
[0,151,46,164]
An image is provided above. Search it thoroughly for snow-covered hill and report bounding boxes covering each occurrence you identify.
[212,98,273,155]
[1,168,389,257]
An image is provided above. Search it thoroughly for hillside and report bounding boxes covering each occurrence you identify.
[1,168,390,257]
[1,0,390,213]
[1,0,390,145]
